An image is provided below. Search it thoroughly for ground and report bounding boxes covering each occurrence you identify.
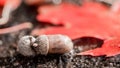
[0,1,120,68]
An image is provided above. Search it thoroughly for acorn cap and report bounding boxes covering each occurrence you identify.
[17,36,36,56]
[32,35,49,55]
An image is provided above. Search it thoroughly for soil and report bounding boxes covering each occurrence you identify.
[0,0,120,68]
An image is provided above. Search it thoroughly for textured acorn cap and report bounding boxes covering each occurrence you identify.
[32,35,49,55]
[17,36,36,56]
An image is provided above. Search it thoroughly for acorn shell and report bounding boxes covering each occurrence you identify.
[17,36,36,56]
[32,34,73,55]
[47,34,73,54]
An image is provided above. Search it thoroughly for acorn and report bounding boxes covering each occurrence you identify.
[32,34,73,55]
[17,36,36,56]
[17,34,73,56]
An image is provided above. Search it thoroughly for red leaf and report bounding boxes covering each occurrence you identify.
[32,2,120,56]
[0,0,6,6]
[34,2,120,40]
[77,38,120,57]
[37,2,108,25]
[0,0,21,9]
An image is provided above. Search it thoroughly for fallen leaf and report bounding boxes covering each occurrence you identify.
[77,38,120,57]
[32,2,120,56]
[0,0,21,7]
[0,0,6,6]
[34,2,120,40]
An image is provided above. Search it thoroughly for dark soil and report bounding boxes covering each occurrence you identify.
[0,0,120,68]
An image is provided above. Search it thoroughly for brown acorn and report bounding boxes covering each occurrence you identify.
[32,34,73,55]
[17,36,36,56]
[18,34,73,56]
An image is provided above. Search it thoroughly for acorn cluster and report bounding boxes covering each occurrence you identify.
[17,34,73,56]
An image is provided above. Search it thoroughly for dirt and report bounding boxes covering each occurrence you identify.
[0,0,120,68]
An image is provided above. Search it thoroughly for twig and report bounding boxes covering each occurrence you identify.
[0,0,21,25]
[0,22,33,34]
